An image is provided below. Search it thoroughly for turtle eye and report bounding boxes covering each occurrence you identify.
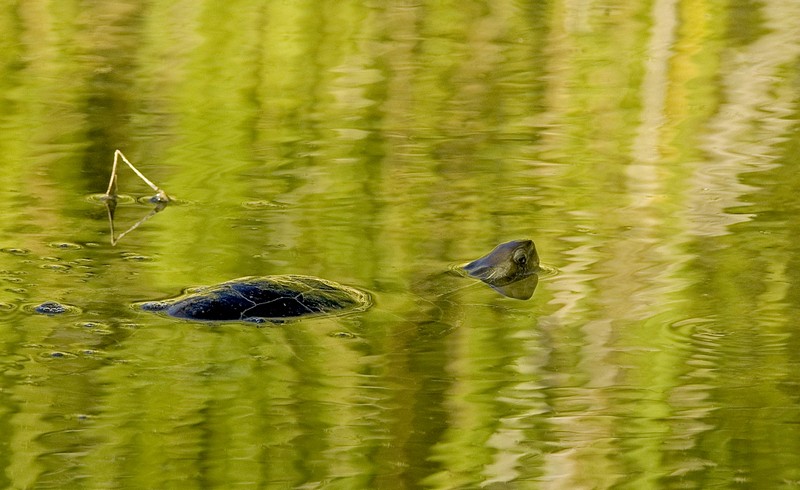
[514,250,527,266]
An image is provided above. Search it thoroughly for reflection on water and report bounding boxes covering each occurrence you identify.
[102,194,169,246]
[1,0,800,488]
[487,273,539,300]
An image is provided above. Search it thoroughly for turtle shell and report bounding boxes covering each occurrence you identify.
[140,275,371,322]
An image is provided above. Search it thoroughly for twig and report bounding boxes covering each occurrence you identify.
[104,150,171,203]
[102,149,171,245]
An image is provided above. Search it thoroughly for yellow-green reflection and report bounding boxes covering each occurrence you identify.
[1,0,800,488]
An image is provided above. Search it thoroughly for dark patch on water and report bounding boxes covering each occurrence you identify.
[27,301,82,316]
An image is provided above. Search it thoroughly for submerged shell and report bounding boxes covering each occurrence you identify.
[140,275,371,322]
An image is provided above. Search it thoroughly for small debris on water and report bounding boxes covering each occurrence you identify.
[43,350,79,360]
[40,263,72,272]
[120,252,154,262]
[35,301,68,315]
[48,242,83,250]
[242,200,289,210]
[79,321,106,329]
[1,248,30,256]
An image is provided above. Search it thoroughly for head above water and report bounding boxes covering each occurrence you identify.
[462,239,540,286]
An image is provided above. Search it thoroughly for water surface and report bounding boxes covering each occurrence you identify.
[2,1,800,488]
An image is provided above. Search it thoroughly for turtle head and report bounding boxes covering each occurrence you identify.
[462,239,539,286]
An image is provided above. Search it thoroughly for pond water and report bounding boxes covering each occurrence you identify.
[2,1,800,488]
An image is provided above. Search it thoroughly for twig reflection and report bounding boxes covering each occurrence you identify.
[101,149,171,246]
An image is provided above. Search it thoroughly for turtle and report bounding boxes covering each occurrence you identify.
[462,239,539,285]
[459,239,541,300]
[139,239,542,323]
[139,274,371,322]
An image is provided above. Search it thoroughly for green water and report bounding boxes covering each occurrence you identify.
[2,1,800,488]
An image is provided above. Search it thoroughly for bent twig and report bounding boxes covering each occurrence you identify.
[102,149,171,245]
[104,149,170,203]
